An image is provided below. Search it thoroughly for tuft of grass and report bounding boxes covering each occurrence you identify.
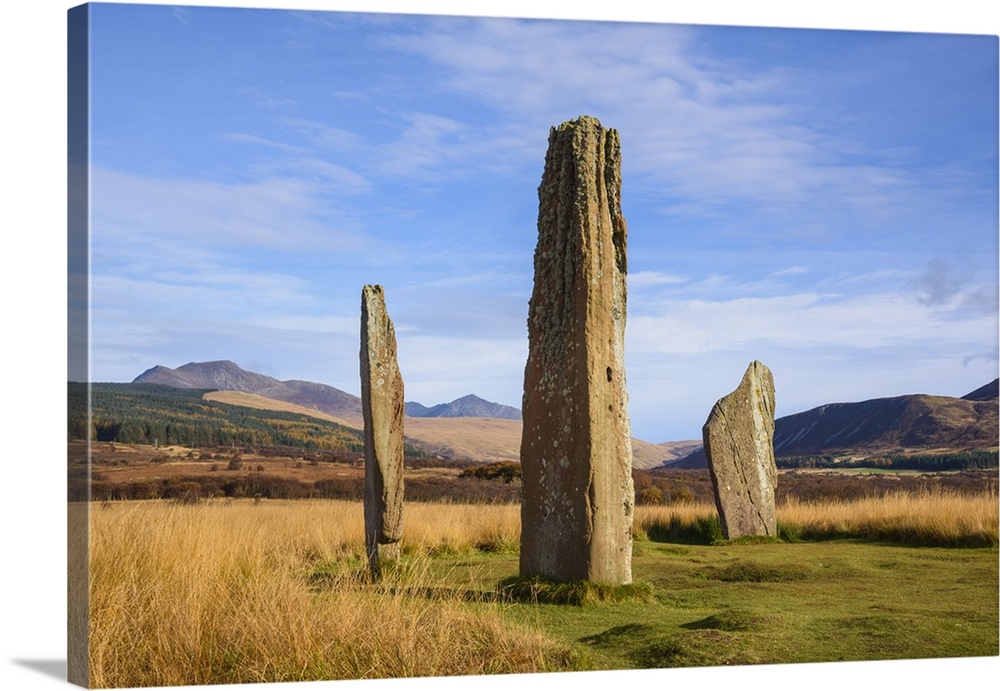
[685,607,779,632]
[637,508,723,545]
[703,559,814,582]
[716,534,784,546]
[497,576,656,606]
[634,629,764,668]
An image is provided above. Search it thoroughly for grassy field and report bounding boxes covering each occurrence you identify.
[84,491,999,688]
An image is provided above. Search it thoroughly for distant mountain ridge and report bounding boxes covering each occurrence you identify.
[131,362,998,469]
[406,394,521,420]
[772,382,999,457]
[135,361,280,392]
[133,360,521,424]
[665,379,999,469]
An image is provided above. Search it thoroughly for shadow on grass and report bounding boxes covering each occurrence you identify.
[578,622,753,669]
[681,607,781,631]
[643,514,723,544]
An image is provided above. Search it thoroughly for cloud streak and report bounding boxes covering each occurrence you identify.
[91,166,368,252]
[83,7,997,440]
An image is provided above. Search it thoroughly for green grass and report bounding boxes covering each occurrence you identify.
[405,540,998,671]
[497,576,656,605]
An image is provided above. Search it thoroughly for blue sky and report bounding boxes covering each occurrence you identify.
[83,1,998,442]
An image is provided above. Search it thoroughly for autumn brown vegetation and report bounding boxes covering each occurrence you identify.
[74,441,997,511]
[87,500,574,687]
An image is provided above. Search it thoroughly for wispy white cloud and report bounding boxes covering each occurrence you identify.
[624,285,998,439]
[219,132,309,154]
[769,266,809,278]
[374,16,991,240]
[395,334,527,407]
[629,288,997,357]
[375,112,472,179]
[91,166,368,251]
[629,271,689,289]
[81,7,996,442]
[281,118,369,154]
[235,87,297,111]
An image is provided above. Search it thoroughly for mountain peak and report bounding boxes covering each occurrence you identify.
[406,394,521,420]
[133,360,280,391]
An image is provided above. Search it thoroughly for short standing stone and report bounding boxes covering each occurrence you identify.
[360,284,405,576]
[519,116,634,584]
[703,360,777,539]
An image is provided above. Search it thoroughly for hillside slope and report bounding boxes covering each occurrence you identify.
[206,390,680,468]
[136,361,525,427]
[666,380,999,468]
[772,390,998,457]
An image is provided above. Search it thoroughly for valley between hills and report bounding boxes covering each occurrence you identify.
[202,389,701,469]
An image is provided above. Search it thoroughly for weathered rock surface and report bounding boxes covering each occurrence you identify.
[703,360,777,539]
[360,284,405,575]
[519,116,634,584]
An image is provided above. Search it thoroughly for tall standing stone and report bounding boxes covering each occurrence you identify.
[702,360,778,539]
[360,284,405,576]
[519,116,634,585]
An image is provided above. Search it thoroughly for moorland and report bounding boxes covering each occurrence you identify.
[71,380,999,687]
[85,494,998,687]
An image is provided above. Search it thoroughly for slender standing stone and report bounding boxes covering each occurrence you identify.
[703,360,778,539]
[360,284,405,576]
[519,116,634,584]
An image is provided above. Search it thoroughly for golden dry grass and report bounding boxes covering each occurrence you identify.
[778,489,999,544]
[87,500,567,688]
[88,490,998,686]
[633,488,999,545]
[204,390,362,427]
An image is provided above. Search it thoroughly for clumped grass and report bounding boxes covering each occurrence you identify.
[702,559,814,582]
[497,576,655,606]
[634,630,763,668]
[635,505,723,544]
[87,500,572,688]
[721,534,784,545]
[687,607,780,632]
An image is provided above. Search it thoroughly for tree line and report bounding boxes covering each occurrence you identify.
[70,383,368,452]
[777,450,998,472]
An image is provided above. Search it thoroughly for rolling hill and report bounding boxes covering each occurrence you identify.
[134,361,366,425]
[772,384,999,457]
[665,379,999,468]
[130,361,997,469]
[135,361,521,427]
[205,389,687,469]
[77,382,366,452]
